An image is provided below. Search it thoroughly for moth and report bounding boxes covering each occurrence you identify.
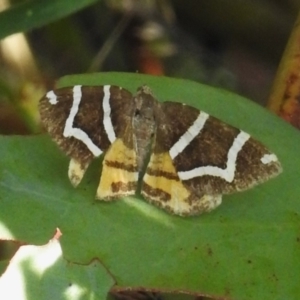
[39,84,282,216]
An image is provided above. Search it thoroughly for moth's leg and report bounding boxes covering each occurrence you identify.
[68,158,91,187]
[96,138,138,200]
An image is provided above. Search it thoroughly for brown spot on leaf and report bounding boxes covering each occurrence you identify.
[269,273,279,282]
[206,244,213,256]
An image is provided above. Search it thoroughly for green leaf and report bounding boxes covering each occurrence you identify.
[0,73,299,299]
[0,0,98,40]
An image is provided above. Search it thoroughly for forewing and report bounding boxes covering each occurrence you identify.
[39,85,133,162]
[155,101,282,196]
[39,85,135,187]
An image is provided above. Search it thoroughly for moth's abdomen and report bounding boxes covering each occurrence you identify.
[133,86,157,172]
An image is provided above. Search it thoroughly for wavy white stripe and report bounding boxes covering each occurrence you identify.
[102,85,116,143]
[169,111,209,159]
[63,85,102,157]
[178,131,250,182]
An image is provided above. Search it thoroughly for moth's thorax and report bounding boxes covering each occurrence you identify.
[133,86,157,172]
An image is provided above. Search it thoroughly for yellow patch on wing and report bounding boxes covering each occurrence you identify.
[68,158,89,187]
[96,138,138,200]
[142,152,193,215]
[142,152,223,216]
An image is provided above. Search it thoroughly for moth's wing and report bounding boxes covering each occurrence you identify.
[96,126,139,200]
[39,85,138,198]
[142,150,222,216]
[142,101,282,216]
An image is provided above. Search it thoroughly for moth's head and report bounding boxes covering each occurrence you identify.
[136,85,153,96]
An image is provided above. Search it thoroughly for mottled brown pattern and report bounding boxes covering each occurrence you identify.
[181,135,282,196]
[108,86,135,147]
[174,116,239,171]
[153,101,198,153]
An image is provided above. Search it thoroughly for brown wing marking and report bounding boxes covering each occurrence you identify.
[142,152,222,216]
[96,138,138,200]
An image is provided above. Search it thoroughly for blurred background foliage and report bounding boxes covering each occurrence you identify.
[0,0,299,135]
[0,1,299,299]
